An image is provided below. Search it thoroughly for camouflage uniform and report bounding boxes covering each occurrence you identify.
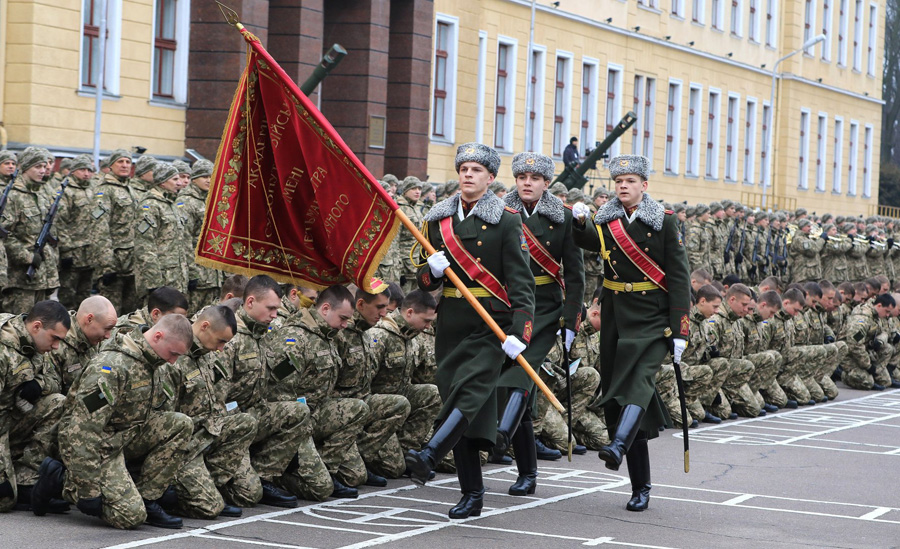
[804,305,844,400]
[788,231,824,282]
[768,310,813,403]
[107,307,154,347]
[57,174,112,308]
[166,339,259,517]
[47,311,100,395]
[842,303,893,389]
[264,308,368,492]
[96,172,142,314]
[134,186,191,298]
[179,183,226,313]
[0,175,60,313]
[846,235,870,281]
[706,218,724,279]
[708,302,761,417]
[216,310,313,499]
[334,311,412,479]
[741,312,787,408]
[788,311,829,402]
[58,332,193,529]
[376,238,400,284]
[663,306,717,425]
[686,221,710,274]
[395,195,424,293]
[412,328,437,385]
[820,235,852,283]
[865,239,886,277]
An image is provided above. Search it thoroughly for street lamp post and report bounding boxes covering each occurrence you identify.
[762,33,825,210]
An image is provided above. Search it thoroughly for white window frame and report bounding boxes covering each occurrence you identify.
[686,83,703,177]
[803,0,817,55]
[731,0,744,37]
[815,113,828,192]
[867,4,878,76]
[632,75,645,155]
[832,115,844,193]
[848,120,859,196]
[712,0,725,30]
[580,57,600,156]
[822,0,832,62]
[862,124,873,197]
[493,36,518,153]
[430,14,459,144]
[706,88,722,179]
[749,0,761,42]
[798,108,811,190]
[524,44,547,153]
[79,0,123,96]
[760,101,771,188]
[664,78,683,175]
[641,76,656,164]
[744,97,757,185]
[838,0,849,67]
[605,63,624,159]
[551,50,574,158]
[149,0,190,104]
[852,0,864,71]
[724,93,740,182]
[475,31,488,144]
[672,0,685,18]
[692,0,706,24]
[765,0,778,47]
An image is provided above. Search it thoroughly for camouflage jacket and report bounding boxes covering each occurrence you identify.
[179,184,225,289]
[56,175,113,270]
[395,195,423,274]
[1,175,60,290]
[47,311,99,394]
[681,306,711,365]
[169,337,232,435]
[741,312,776,355]
[59,331,179,499]
[96,173,142,274]
[332,311,375,399]
[218,308,272,410]
[127,177,152,202]
[411,328,436,385]
[264,307,341,411]
[0,315,41,434]
[844,303,879,364]
[270,294,301,330]
[369,310,420,395]
[105,306,153,348]
[768,310,795,355]
[134,186,191,294]
[709,300,744,358]
[788,232,824,281]
[791,307,812,345]
[804,304,836,345]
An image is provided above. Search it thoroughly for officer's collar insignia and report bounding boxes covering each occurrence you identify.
[503,188,566,224]
[594,193,665,232]
[424,190,505,225]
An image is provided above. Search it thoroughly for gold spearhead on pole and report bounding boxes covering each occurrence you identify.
[217,2,242,28]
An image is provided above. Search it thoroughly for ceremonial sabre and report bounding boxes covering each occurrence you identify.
[665,327,690,473]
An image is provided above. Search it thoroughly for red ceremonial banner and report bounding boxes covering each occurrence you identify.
[195,26,400,292]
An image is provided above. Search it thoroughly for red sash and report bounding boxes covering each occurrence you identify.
[608,218,668,292]
[439,217,511,306]
[521,225,565,289]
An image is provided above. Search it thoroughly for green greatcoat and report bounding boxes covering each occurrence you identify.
[416,190,535,447]
[499,189,584,392]
[573,194,691,438]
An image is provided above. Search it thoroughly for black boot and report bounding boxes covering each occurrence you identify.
[702,411,722,424]
[144,499,183,529]
[535,438,562,460]
[597,405,644,471]
[405,408,469,485]
[365,469,387,487]
[31,457,67,516]
[330,476,359,499]
[624,435,651,512]
[158,485,177,510]
[508,419,537,496]
[261,481,298,508]
[495,389,528,455]
[448,437,484,519]
[219,504,242,518]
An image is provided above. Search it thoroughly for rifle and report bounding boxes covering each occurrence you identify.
[0,169,19,239]
[724,221,737,265]
[26,177,68,280]
[735,222,746,267]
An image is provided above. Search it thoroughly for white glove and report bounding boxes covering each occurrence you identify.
[564,329,576,352]
[672,338,687,364]
[572,202,591,221]
[427,251,450,278]
[502,335,527,360]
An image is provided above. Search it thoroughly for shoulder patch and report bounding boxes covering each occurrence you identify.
[504,206,519,213]
[520,232,529,251]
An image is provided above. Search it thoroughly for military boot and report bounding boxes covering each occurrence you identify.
[448,437,484,519]
[144,499,182,529]
[508,419,537,496]
[330,476,359,499]
[535,438,562,460]
[494,389,528,455]
[31,457,69,516]
[597,405,644,471]
[261,481,298,508]
[405,408,468,485]
[219,504,243,517]
[624,435,651,512]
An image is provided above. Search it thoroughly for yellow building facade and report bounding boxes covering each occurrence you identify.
[0,0,188,157]
[428,0,884,216]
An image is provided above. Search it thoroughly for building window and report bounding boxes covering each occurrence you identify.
[744,99,757,184]
[862,124,872,197]
[605,65,623,158]
[822,0,832,61]
[803,0,817,55]
[798,109,810,190]
[693,0,705,24]
[665,80,682,174]
[580,61,598,156]
[493,39,518,152]
[731,0,743,36]
[852,0,863,71]
[432,20,456,140]
[749,0,760,42]
[686,85,702,176]
[765,0,777,46]
[80,0,121,93]
[838,0,848,66]
[848,121,859,196]
[153,0,178,98]
[524,47,546,153]
[760,102,771,187]
[815,114,828,192]
[868,4,878,76]
[552,54,572,157]
[706,89,721,179]
[724,94,740,182]
[638,0,659,8]
[641,77,656,162]
[475,31,487,144]
[673,0,684,17]
[631,75,644,155]
[832,117,844,193]
[712,0,724,29]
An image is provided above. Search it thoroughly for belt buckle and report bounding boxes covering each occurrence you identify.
[454,289,462,298]
[624,282,633,292]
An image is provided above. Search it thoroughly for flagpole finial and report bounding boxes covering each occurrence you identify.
[217,2,241,28]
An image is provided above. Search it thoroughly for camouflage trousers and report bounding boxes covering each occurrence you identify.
[706,358,759,418]
[0,431,15,512]
[583,273,601,305]
[189,287,221,316]
[246,401,309,482]
[778,347,813,404]
[0,288,54,316]
[817,342,845,400]
[397,384,441,453]
[174,414,257,518]
[358,394,410,480]
[745,351,786,408]
[9,393,65,486]
[63,411,192,530]
[312,397,368,487]
[535,368,606,450]
[657,363,713,427]
[97,272,139,318]
[58,266,95,309]
[785,345,830,402]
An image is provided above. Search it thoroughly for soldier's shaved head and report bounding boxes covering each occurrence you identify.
[194,305,237,352]
[76,295,118,345]
[77,295,116,319]
[145,314,192,363]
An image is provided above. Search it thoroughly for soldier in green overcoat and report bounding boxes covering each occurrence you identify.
[405,143,535,519]
[571,154,690,512]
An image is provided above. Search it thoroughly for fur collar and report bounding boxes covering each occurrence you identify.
[502,189,566,224]
[424,190,505,225]
[593,193,665,231]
